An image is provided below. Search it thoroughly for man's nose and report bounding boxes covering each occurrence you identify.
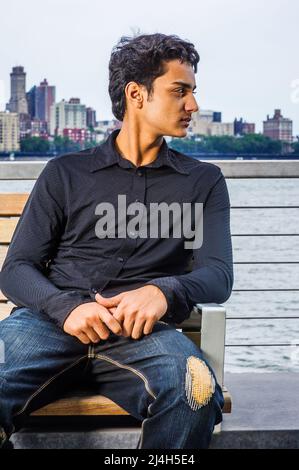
[185,94,199,114]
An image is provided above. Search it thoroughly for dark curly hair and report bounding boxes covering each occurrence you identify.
[108,33,200,121]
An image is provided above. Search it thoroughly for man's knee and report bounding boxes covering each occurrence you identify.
[184,355,216,410]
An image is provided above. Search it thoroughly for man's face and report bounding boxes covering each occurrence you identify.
[141,59,199,138]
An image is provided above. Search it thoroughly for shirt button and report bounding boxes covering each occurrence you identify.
[137,170,143,176]
[117,256,124,262]
[91,287,98,294]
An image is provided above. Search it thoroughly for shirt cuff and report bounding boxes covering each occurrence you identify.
[43,291,91,329]
[145,277,193,324]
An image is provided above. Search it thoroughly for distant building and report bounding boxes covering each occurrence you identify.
[0,112,20,151]
[35,79,56,123]
[26,86,37,120]
[234,118,256,135]
[191,110,234,136]
[263,109,293,143]
[86,107,97,128]
[30,119,48,139]
[19,113,32,140]
[6,66,28,114]
[95,119,122,139]
[62,128,91,143]
[50,98,87,136]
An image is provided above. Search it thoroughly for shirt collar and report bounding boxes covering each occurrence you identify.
[90,129,190,175]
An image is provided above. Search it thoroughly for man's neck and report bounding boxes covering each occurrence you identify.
[115,121,164,168]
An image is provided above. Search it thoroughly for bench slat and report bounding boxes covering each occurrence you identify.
[0,194,29,216]
[0,218,19,243]
[0,245,8,269]
[31,389,231,416]
[0,303,15,320]
[31,395,129,416]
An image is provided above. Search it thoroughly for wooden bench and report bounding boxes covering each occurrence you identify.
[0,192,231,425]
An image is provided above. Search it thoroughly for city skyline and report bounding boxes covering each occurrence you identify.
[1,0,298,135]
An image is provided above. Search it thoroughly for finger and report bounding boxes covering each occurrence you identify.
[131,318,147,340]
[122,315,136,338]
[112,305,125,325]
[76,331,91,345]
[83,326,102,343]
[97,308,122,335]
[95,292,122,308]
[91,316,112,340]
[143,319,155,336]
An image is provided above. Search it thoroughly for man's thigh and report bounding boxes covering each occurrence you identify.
[0,307,89,432]
[87,321,224,421]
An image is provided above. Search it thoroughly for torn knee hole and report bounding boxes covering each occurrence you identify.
[185,356,215,411]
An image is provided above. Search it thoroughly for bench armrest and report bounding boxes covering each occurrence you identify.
[195,303,226,387]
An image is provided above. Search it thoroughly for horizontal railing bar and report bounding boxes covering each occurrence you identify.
[1,160,299,179]
[233,261,299,264]
[226,343,299,347]
[232,234,299,237]
[233,289,299,291]
[227,316,299,320]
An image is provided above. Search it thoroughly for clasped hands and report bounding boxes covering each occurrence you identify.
[63,285,168,344]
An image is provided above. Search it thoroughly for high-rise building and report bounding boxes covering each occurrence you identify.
[50,98,87,136]
[35,79,56,123]
[86,107,97,128]
[26,86,37,120]
[263,109,293,143]
[6,66,28,114]
[0,112,20,151]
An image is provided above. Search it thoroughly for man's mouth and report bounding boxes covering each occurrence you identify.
[180,118,191,126]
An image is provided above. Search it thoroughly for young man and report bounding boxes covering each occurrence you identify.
[0,33,233,449]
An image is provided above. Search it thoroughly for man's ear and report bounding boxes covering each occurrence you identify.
[125,81,143,109]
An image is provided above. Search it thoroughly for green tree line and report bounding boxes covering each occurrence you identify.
[19,133,299,155]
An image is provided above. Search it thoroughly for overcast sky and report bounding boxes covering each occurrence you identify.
[0,0,298,134]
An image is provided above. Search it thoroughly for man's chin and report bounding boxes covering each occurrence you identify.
[165,127,188,138]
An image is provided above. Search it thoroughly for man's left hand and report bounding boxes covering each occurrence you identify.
[95,285,168,339]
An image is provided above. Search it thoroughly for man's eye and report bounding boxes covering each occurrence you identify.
[176,89,197,95]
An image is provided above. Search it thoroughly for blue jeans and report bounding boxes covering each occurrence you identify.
[0,307,224,449]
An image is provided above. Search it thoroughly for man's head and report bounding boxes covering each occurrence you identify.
[108,33,200,138]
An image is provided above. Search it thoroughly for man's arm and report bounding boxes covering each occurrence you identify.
[145,168,234,324]
[0,160,89,328]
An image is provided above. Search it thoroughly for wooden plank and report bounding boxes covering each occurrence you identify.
[31,394,129,416]
[0,303,14,321]
[184,331,201,347]
[0,245,8,270]
[0,194,29,216]
[0,218,19,243]
[31,388,231,416]
[0,292,7,302]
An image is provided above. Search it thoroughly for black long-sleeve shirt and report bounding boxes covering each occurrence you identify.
[0,129,234,328]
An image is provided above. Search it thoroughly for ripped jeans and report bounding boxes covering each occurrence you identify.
[0,307,224,449]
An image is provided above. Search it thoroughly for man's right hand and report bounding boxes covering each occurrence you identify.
[63,302,123,344]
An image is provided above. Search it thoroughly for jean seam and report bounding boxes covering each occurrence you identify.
[12,354,89,418]
[94,353,157,400]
